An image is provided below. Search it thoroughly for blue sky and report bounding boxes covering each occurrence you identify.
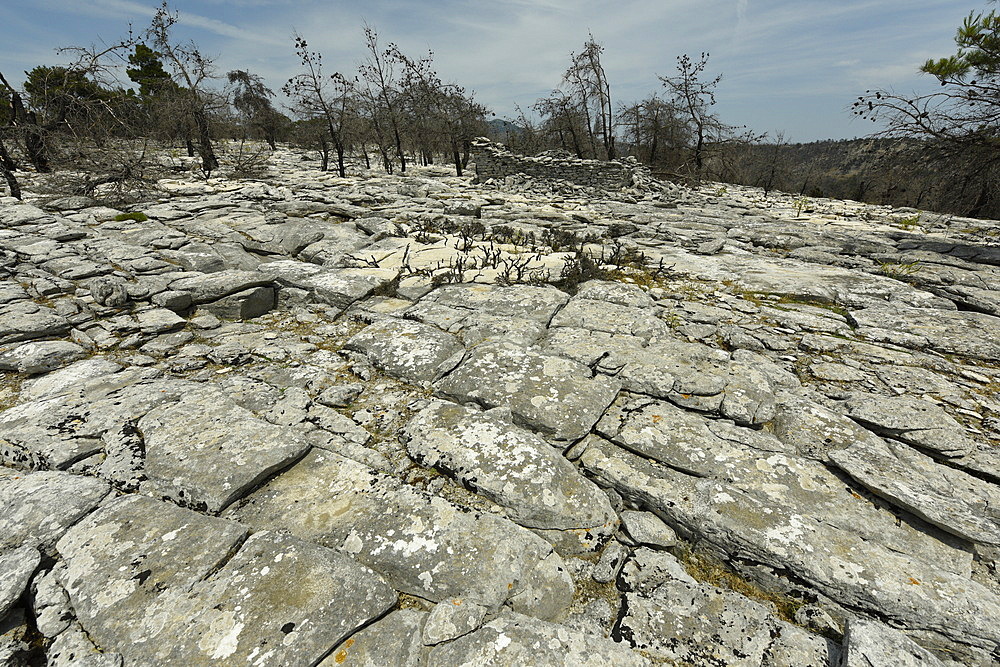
[0,0,976,142]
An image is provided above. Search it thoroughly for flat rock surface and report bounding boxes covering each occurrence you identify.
[404,400,615,536]
[436,341,620,442]
[227,449,570,612]
[4,149,1000,665]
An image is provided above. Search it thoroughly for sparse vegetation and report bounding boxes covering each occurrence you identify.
[113,211,148,222]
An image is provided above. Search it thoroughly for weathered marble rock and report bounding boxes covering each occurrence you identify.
[841,617,946,667]
[845,393,976,459]
[227,449,573,616]
[345,318,465,385]
[0,469,109,553]
[323,610,428,666]
[0,340,86,375]
[57,495,396,666]
[404,401,616,550]
[426,612,650,666]
[436,341,620,442]
[0,546,40,619]
[137,387,312,512]
[580,438,1000,659]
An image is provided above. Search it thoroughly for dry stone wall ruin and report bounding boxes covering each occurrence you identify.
[471,137,649,191]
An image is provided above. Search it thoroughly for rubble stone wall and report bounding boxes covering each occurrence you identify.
[471,138,637,190]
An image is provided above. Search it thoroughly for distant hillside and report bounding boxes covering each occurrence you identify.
[718,137,997,219]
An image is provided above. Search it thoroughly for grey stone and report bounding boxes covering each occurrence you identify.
[57,495,396,666]
[425,283,569,325]
[95,419,145,491]
[619,510,677,548]
[619,567,837,666]
[151,289,193,312]
[306,267,399,309]
[19,358,121,401]
[88,277,128,307]
[580,438,1000,658]
[436,341,621,442]
[829,436,1000,547]
[0,302,70,344]
[322,610,428,666]
[227,449,572,616]
[0,546,40,619]
[0,608,32,666]
[200,286,275,320]
[169,269,272,303]
[0,469,109,553]
[845,393,976,459]
[620,547,697,589]
[47,624,124,666]
[592,540,628,584]
[137,388,311,513]
[851,303,1000,361]
[422,598,489,645]
[427,611,650,666]
[136,307,185,334]
[575,280,655,308]
[551,297,669,339]
[841,617,945,667]
[0,340,86,375]
[315,383,365,408]
[30,565,73,638]
[404,401,616,542]
[345,318,465,385]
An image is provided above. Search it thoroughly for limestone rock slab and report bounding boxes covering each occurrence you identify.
[0,469,109,553]
[436,341,620,442]
[227,449,571,615]
[841,617,945,667]
[427,612,650,666]
[344,318,465,385]
[580,438,1000,658]
[404,401,615,536]
[0,341,87,375]
[323,610,428,666]
[0,546,40,619]
[137,388,311,513]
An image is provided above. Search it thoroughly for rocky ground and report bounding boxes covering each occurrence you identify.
[1,147,999,666]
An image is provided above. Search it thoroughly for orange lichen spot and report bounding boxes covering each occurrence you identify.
[651,414,662,424]
[849,491,863,500]
[507,583,514,590]
[334,650,348,663]
[681,394,692,399]
[451,599,463,606]
[908,577,921,585]
[345,639,355,648]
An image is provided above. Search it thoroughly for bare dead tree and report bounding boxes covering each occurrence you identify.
[359,25,406,173]
[147,1,219,175]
